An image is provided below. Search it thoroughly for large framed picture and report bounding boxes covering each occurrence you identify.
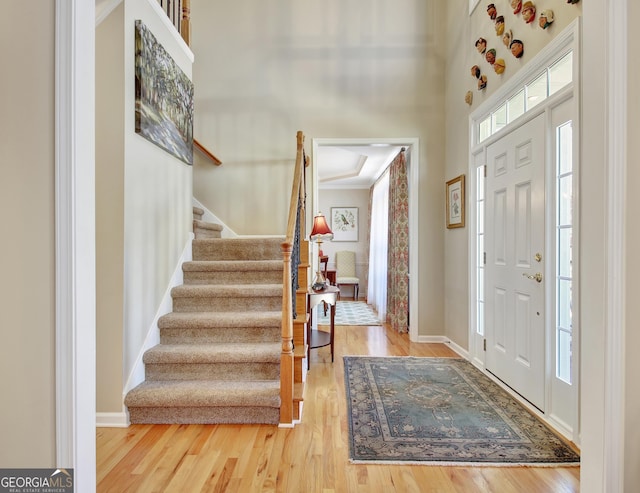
[135,20,194,165]
[331,207,358,241]
[446,174,465,229]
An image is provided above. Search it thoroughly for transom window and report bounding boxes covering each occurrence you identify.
[477,51,573,143]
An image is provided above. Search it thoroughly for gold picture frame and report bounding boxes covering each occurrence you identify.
[446,174,465,229]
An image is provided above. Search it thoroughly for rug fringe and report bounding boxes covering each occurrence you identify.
[348,459,581,468]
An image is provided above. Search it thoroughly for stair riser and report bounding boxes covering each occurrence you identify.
[145,363,280,381]
[173,296,282,312]
[193,228,222,239]
[160,327,280,345]
[192,239,283,261]
[128,406,280,425]
[183,270,281,285]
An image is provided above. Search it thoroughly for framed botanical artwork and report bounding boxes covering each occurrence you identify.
[446,174,465,229]
[331,207,358,241]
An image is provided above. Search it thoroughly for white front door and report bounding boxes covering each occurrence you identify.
[485,113,546,410]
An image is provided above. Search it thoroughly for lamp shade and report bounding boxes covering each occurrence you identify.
[310,213,333,241]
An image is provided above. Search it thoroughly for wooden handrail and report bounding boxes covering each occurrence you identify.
[285,131,305,246]
[279,131,306,425]
[194,139,222,166]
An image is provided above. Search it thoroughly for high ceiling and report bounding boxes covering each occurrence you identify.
[316,145,404,190]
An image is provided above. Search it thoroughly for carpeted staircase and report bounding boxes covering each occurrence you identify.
[125,211,284,425]
[192,206,223,239]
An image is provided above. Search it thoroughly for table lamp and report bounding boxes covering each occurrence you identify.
[309,212,333,291]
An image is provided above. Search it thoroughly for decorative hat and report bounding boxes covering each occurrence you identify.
[465,91,473,105]
[511,0,522,14]
[477,74,488,91]
[539,9,554,29]
[485,48,497,65]
[487,4,497,20]
[510,39,524,58]
[475,37,487,54]
[502,29,513,47]
[522,1,536,24]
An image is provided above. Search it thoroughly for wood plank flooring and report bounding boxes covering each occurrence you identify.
[97,323,580,492]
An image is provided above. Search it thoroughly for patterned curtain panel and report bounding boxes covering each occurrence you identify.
[386,150,409,333]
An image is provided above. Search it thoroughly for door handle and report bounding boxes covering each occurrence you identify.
[522,272,543,283]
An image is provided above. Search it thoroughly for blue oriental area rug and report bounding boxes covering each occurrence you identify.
[344,356,580,466]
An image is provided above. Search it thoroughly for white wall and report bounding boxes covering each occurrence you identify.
[191,0,446,337]
[318,189,370,299]
[96,0,194,413]
[0,0,57,466]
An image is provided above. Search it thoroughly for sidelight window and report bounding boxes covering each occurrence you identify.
[555,121,573,384]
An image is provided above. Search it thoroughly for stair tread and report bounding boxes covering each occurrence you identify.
[193,219,223,231]
[171,284,283,297]
[293,345,307,359]
[159,311,281,328]
[193,236,284,244]
[183,260,282,272]
[125,380,281,408]
[143,343,281,363]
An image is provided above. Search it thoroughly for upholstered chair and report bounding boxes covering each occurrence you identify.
[335,251,359,300]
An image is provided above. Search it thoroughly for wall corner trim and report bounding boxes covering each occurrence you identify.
[56,0,97,489]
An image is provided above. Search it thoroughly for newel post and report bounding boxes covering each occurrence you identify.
[280,241,294,425]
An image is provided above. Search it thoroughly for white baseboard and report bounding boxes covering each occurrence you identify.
[414,335,470,360]
[446,339,470,359]
[415,335,449,344]
[96,411,129,428]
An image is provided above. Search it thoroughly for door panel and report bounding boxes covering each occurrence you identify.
[485,113,545,410]
[515,182,532,267]
[494,287,507,351]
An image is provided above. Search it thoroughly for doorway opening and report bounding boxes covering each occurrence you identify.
[311,138,419,340]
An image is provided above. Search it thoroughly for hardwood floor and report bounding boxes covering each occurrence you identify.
[97,324,580,492]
